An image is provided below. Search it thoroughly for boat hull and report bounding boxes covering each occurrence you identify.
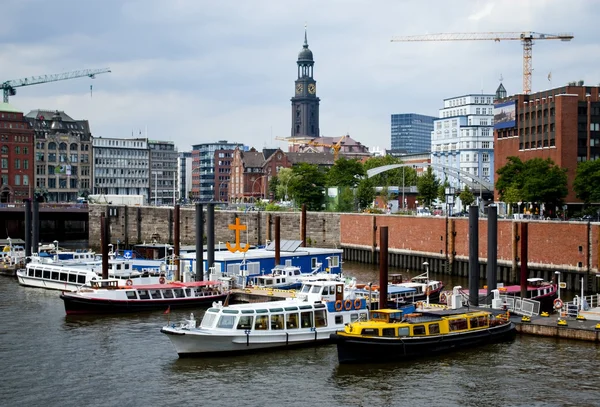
[60,293,229,315]
[330,322,516,364]
[160,327,338,357]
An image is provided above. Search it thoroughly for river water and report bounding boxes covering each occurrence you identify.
[1,262,598,407]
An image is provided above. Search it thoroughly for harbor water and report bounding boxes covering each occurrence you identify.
[1,262,598,407]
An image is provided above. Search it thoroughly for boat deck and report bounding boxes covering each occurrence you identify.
[230,287,297,303]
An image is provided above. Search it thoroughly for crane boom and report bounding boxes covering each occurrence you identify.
[391,31,573,94]
[2,67,112,103]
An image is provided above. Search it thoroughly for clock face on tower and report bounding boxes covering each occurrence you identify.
[296,83,303,94]
[308,83,316,94]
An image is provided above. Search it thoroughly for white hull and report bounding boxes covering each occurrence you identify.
[17,274,81,292]
[162,326,340,355]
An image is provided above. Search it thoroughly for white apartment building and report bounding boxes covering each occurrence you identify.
[431,94,495,197]
[92,137,150,201]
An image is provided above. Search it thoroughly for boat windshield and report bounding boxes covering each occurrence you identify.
[300,284,313,293]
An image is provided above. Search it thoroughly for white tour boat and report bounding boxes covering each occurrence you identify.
[161,279,369,357]
[16,260,160,292]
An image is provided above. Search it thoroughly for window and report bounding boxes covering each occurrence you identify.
[412,325,426,335]
[429,323,440,334]
[236,315,254,329]
[300,311,313,328]
[482,141,490,149]
[482,153,490,162]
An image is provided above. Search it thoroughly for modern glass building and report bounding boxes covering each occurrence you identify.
[191,141,242,202]
[390,113,436,154]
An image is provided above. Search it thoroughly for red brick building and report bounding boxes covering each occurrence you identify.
[0,103,34,202]
[494,85,600,204]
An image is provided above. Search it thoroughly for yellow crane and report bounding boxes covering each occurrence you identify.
[391,32,574,94]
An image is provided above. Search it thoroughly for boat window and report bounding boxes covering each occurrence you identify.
[314,310,327,327]
[300,311,313,328]
[59,272,67,281]
[314,303,325,309]
[301,284,312,293]
[184,289,191,297]
[255,315,268,330]
[51,271,59,280]
[335,315,343,325]
[471,316,488,328]
[286,313,299,329]
[397,327,410,336]
[236,315,253,330]
[149,290,162,299]
[68,273,77,283]
[34,268,42,278]
[361,328,378,336]
[412,325,426,335]
[138,290,150,300]
[116,264,122,270]
[299,305,312,310]
[42,269,50,279]
[329,256,339,267]
[163,290,174,299]
[255,309,268,314]
[173,289,185,298]
[284,306,298,311]
[27,268,34,277]
[223,310,239,314]
[217,315,236,329]
[201,312,217,328]
[77,275,86,284]
[429,323,440,334]
[241,310,255,314]
[126,291,138,300]
[270,314,284,330]
[310,285,321,294]
[269,308,284,313]
[382,328,395,337]
[294,269,301,276]
[449,318,468,331]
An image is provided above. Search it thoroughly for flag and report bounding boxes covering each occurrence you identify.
[548,72,552,82]
[163,306,170,314]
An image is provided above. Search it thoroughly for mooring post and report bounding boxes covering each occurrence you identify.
[101,213,109,280]
[207,203,215,276]
[520,222,528,298]
[379,226,389,311]
[275,216,281,266]
[174,204,180,281]
[195,203,204,281]
[32,200,39,254]
[301,203,307,247]
[487,204,498,301]
[24,199,32,260]
[468,205,479,306]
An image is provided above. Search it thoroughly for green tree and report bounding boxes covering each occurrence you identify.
[268,175,279,201]
[325,157,365,187]
[416,166,440,207]
[437,181,450,203]
[276,168,297,201]
[574,159,600,204]
[496,156,526,201]
[459,186,475,211]
[290,163,326,211]
[335,186,356,212]
[356,177,376,211]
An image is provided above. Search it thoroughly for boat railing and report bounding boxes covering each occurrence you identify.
[499,295,541,316]
[564,294,600,317]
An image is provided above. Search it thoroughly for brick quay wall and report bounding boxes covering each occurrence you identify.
[88,205,599,292]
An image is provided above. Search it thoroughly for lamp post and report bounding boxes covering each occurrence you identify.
[445,187,455,273]
[251,176,264,204]
[555,271,561,301]
[402,165,405,212]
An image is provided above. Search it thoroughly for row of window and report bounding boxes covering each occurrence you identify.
[36,153,90,163]
[36,142,91,151]
[1,159,29,169]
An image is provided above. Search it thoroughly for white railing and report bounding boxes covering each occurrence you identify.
[564,294,600,317]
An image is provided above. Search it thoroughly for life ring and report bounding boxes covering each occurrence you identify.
[334,300,343,311]
[344,299,352,311]
[553,298,563,309]
[416,301,423,309]
[440,292,447,303]
[125,279,133,286]
[353,298,362,309]
[425,287,431,296]
[159,276,166,284]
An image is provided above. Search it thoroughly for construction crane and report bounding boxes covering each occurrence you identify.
[2,67,112,103]
[391,32,573,94]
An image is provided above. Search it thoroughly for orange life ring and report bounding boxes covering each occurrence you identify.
[425,287,431,296]
[553,298,563,309]
[353,298,362,309]
[334,300,343,311]
[159,276,166,284]
[126,279,133,286]
[344,299,352,311]
[440,292,447,303]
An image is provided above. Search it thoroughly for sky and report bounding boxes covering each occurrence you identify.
[1,0,599,153]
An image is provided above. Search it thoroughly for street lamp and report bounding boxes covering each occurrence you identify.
[444,187,455,273]
[555,271,561,301]
[251,176,264,203]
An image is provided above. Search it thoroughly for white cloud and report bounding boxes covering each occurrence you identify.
[1,0,599,152]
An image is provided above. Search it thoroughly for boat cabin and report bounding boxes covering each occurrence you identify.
[296,281,345,303]
[252,265,302,287]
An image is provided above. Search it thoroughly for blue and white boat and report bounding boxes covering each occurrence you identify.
[179,240,343,286]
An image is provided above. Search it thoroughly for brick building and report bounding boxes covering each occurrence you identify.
[0,103,34,202]
[494,84,600,204]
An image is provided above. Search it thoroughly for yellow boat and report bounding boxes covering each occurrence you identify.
[330,308,516,364]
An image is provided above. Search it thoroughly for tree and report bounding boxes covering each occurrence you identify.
[268,175,279,201]
[334,186,356,212]
[290,163,326,211]
[416,166,440,207]
[459,186,475,211]
[325,157,365,187]
[437,181,450,204]
[356,177,376,211]
[574,159,600,204]
[496,156,567,209]
[276,168,296,201]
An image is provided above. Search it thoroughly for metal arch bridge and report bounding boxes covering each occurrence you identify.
[366,163,494,192]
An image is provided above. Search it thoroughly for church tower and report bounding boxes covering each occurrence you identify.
[290,27,320,140]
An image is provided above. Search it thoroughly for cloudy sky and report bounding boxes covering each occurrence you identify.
[2,0,599,152]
